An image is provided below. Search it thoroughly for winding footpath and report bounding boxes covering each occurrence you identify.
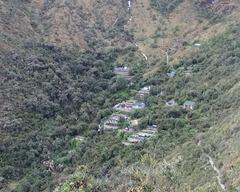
[134,43,148,60]
[127,0,148,61]
[141,52,148,60]
[127,1,225,189]
[206,154,226,191]
[197,141,227,191]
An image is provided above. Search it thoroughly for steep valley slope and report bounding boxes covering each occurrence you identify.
[1,0,240,192]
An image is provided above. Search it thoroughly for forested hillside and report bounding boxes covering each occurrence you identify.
[0,0,240,192]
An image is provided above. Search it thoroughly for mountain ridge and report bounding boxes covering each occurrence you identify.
[1,0,240,191]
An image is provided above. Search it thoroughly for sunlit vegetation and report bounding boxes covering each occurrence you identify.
[150,0,184,15]
[53,25,240,191]
[1,0,240,191]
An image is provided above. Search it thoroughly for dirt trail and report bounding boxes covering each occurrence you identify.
[197,141,226,191]
[206,154,226,191]
[141,52,148,60]
[127,1,148,61]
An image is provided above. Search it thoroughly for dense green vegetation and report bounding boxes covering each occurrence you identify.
[1,0,240,191]
[150,0,184,15]
[1,22,240,192]
[0,40,146,191]
[193,0,236,22]
[53,24,240,191]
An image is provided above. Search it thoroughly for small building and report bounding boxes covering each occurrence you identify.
[137,132,153,138]
[123,125,158,146]
[194,43,201,46]
[103,114,129,130]
[135,86,151,100]
[130,119,139,127]
[114,66,129,73]
[114,66,131,80]
[166,99,177,107]
[167,70,176,78]
[103,121,118,130]
[139,86,151,94]
[122,141,134,146]
[183,100,196,110]
[133,102,145,109]
[74,136,85,142]
[114,100,145,112]
[142,129,157,135]
[128,135,144,143]
[147,124,158,129]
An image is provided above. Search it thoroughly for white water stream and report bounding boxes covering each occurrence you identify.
[128,16,132,23]
[128,0,131,9]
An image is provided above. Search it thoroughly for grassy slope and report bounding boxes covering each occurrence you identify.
[1,0,240,191]
[56,21,240,192]
[132,9,240,191]
[108,25,240,192]
[128,0,240,77]
[0,0,142,191]
[102,1,240,191]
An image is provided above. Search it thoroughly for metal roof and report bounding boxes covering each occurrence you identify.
[183,100,195,106]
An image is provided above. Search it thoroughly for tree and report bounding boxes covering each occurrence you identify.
[115,76,128,91]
